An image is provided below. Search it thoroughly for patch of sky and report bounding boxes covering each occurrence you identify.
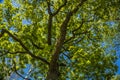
[0,0,3,3]
[9,26,18,32]
[98,41,120,74]
[115,47,120,74]
[45,6,54,14]
[22,19,31,25]
[101,42,106,47]
[66,78,70,80]
[77,14,81,19]
[106,21,115,27]
[10,64,34,80]
[12,0,20,8]
[112,36,120,74]
[23,64,33,79]
[10,73,20,80]
[60,51,71,64]
[10,64,46,80]
[9,37,14,43]
[9,26,17,43]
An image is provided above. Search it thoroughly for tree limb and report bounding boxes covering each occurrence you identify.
[47,1,52,15]
[47,1,53,45]
[47,0,87,79]
[47,15,52,45]
[0,29,50,65]
[50,0,87,67]
[52,0,67,16]
[47,0,67,45]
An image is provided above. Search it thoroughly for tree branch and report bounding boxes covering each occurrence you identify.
[47,0,67,45]
[115,17,120,21]
[74,36,85,44]
[47,1,53,45]
[0,49,27,57]
[50,0,87,66]
[71,0,87,14]
[47,15,52,45]
[9,51,27,54]
[47,1,52,15]
[0,53,8,57]
[63,53,71,60]
[29,38,44,49]
[47,0,87,79]
[15,70,26,79]
[72,19,84,33]
[64,20,84,43]
[0,29,50,65]
[52,0,67,16]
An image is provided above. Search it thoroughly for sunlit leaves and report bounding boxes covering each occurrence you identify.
[0,0,119,79]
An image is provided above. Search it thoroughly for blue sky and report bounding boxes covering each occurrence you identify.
[116,46,120,74]
[0,0,3,3]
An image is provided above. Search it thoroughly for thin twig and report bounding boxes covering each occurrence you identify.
[29,38,44,49]
[12,60,26,79]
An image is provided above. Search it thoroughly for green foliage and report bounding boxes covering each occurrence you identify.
[0,0,120,79]
[111,75,120,80]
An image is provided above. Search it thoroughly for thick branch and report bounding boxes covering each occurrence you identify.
[47,15,52,45]
[47,1,52,15]
[52,0,87,58]
[0,29,49,65]
[47,1,53,45]
[51,0,87,67]
[47,0,67,45]
[46,0,87,79]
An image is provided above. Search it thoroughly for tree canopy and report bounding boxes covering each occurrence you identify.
[0,0,120,80]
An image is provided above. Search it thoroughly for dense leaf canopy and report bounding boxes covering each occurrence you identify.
[0,0,120,79]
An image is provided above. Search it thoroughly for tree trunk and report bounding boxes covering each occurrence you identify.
[46,60,59,80]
